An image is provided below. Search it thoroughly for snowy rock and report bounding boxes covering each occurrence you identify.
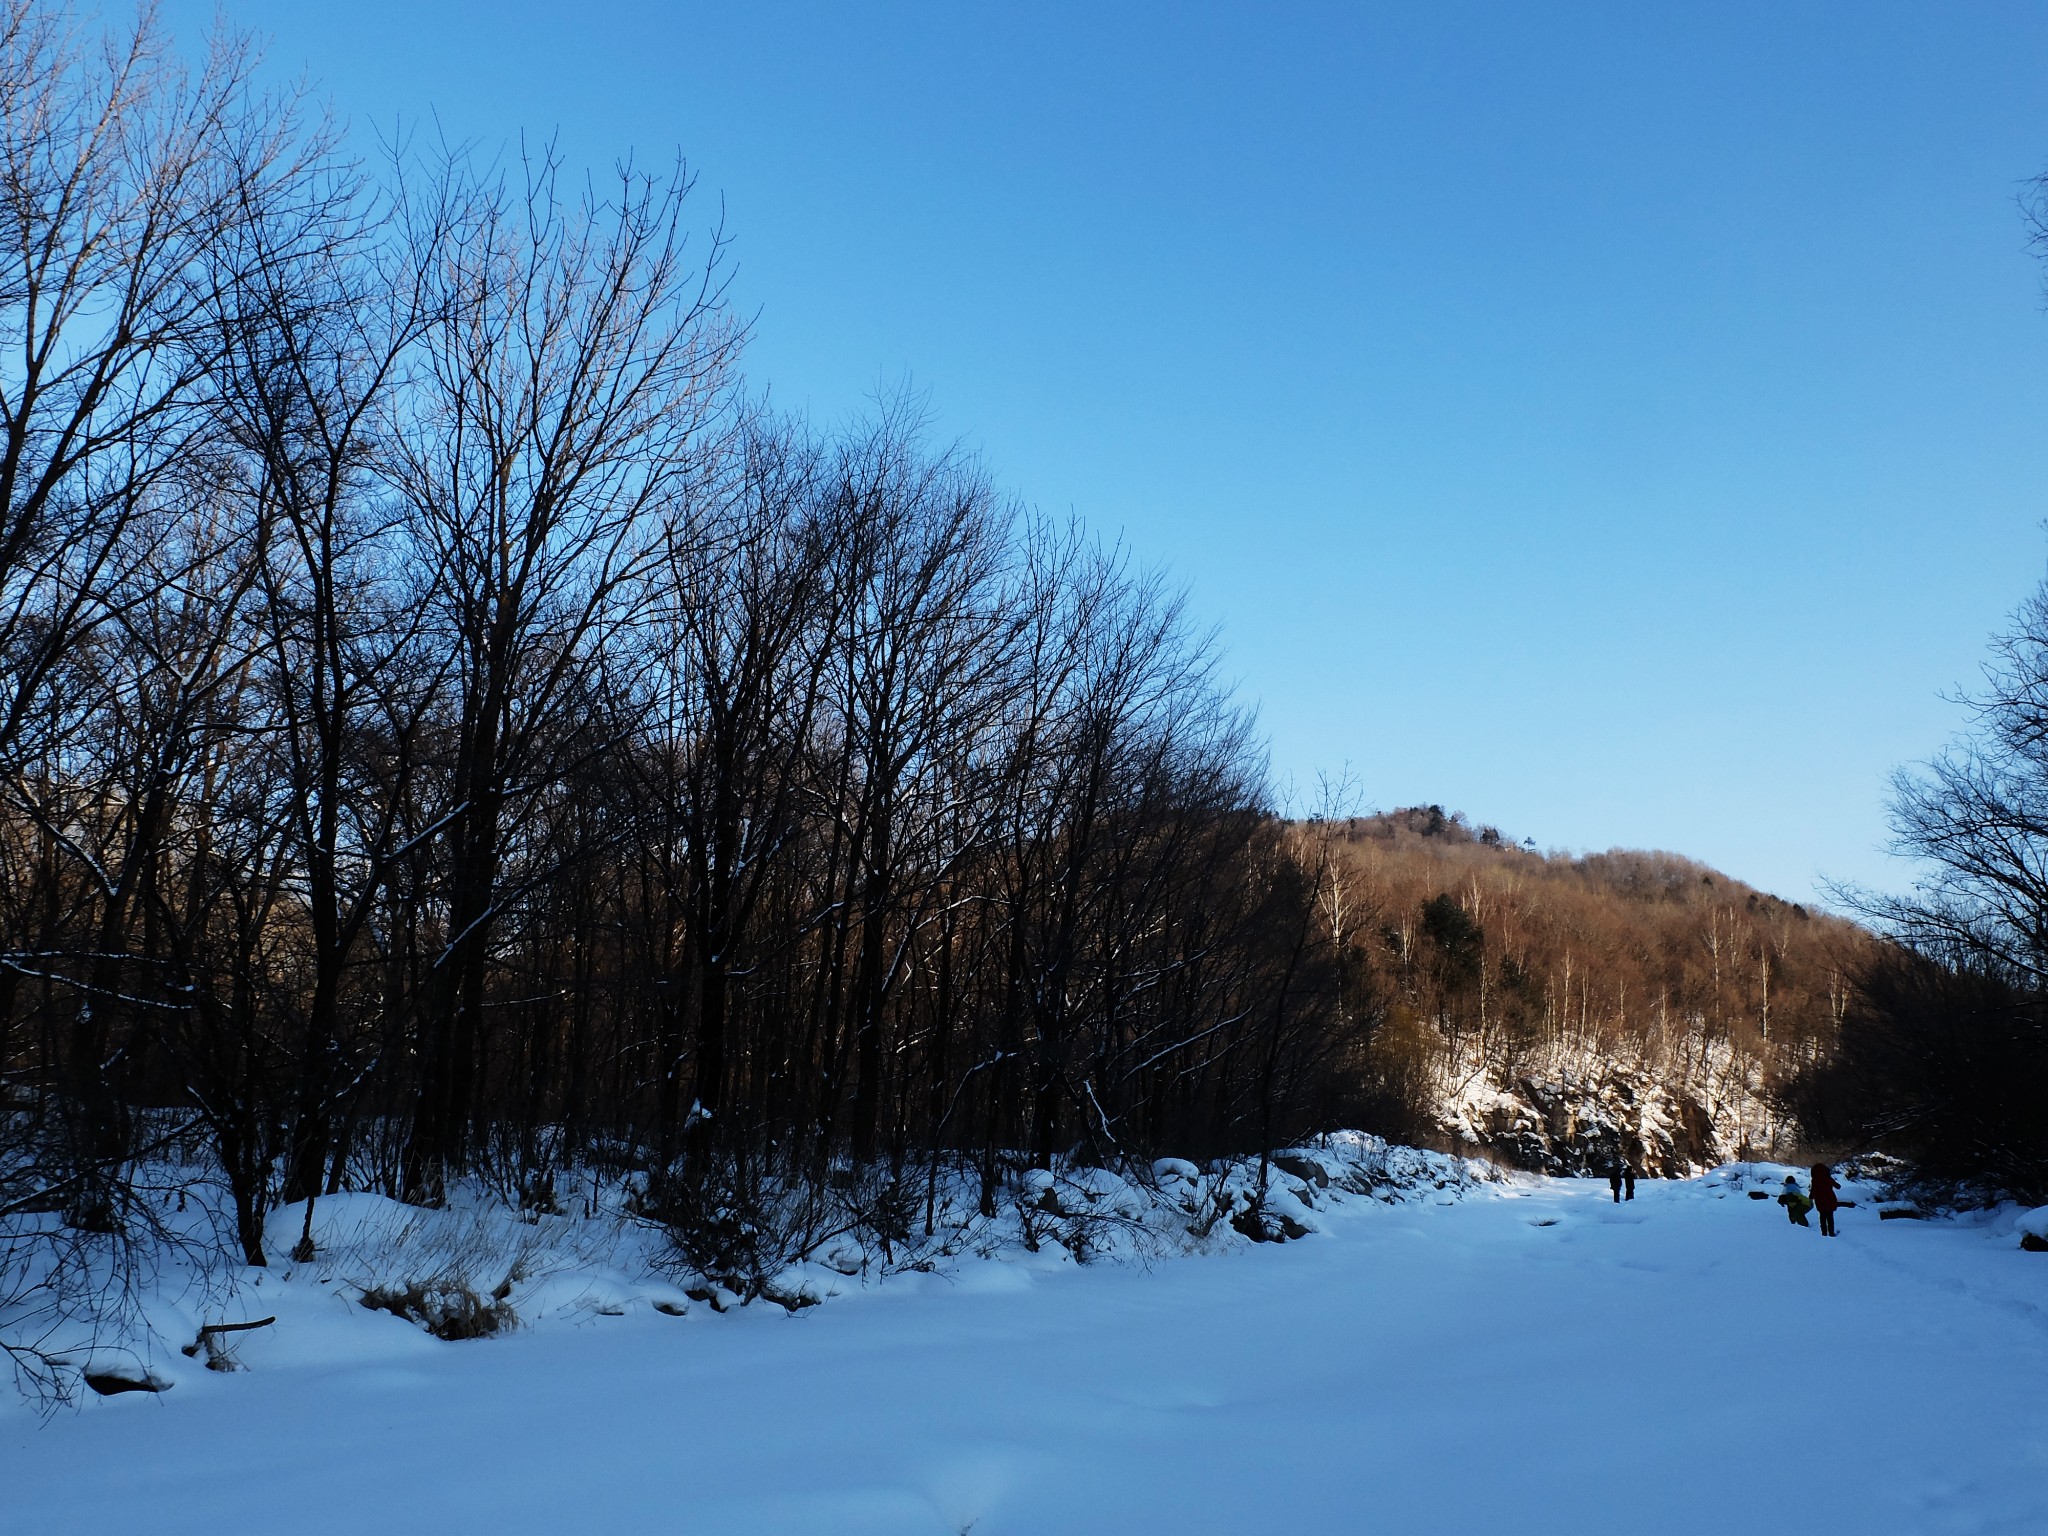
[2018,1206,2048,1252]
[1430,1054,1738,1177]
[1064,1168,1146,1218]
[817,1239,866,1276]
[76,1355,174,1395]
[1273,1151,1331,1189]
[1023,1166,1146,1221]
[1230,1188,1316,1243]
[763,1266,846,1310]
[682,1282,745,1313]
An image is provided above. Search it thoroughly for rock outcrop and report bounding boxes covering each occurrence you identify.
[1429,1053,1775,1177]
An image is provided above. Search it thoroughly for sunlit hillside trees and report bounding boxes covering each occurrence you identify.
[1313,808,1876,1159]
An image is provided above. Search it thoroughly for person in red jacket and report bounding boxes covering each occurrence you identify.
[1810,1162,1841,1238]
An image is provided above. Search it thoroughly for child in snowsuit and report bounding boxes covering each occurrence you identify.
[1777,1175,1813,1227]
[1810,1163,1840,1238]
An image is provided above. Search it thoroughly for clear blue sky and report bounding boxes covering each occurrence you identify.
[167,1,2048,905]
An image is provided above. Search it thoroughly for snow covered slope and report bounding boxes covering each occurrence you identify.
[4,1164,2043,1535]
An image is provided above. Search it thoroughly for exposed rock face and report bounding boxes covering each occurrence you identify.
[1429,1057,1764,1177]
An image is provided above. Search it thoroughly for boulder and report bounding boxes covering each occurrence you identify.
[1231,1203,1312,1243]
[1272,1153,1329,1189]
[82,1366,172,1396]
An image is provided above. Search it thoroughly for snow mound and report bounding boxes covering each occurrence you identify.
[259,1188,691,1339]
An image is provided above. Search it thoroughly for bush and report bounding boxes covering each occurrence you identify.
[645,1151,841,1299]
[359,1277,516,1340]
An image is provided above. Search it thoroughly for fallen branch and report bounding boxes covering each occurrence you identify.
[181,1316,276,1356]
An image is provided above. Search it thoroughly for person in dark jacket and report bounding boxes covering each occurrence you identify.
[1810,1162,1840,1238]
[1623,1162,1636,1201]
[1608,1162,1623,1203]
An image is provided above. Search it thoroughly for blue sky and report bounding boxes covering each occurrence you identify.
[167,2,2048,904]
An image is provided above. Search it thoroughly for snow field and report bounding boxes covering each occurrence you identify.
[5,1161,2046,1534]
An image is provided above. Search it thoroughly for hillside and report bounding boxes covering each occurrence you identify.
[1318,807,1878,1174]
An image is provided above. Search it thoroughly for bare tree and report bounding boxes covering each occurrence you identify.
[390,146,739,1201]
[0,1,329,1235]
[0,3,320,762]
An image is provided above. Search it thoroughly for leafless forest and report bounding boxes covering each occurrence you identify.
[0,1,1375,1327]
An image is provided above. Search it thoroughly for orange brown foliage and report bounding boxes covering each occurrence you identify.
[1320,807,1879,1151]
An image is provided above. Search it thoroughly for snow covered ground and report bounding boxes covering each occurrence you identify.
[4,1165,2044,1535]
